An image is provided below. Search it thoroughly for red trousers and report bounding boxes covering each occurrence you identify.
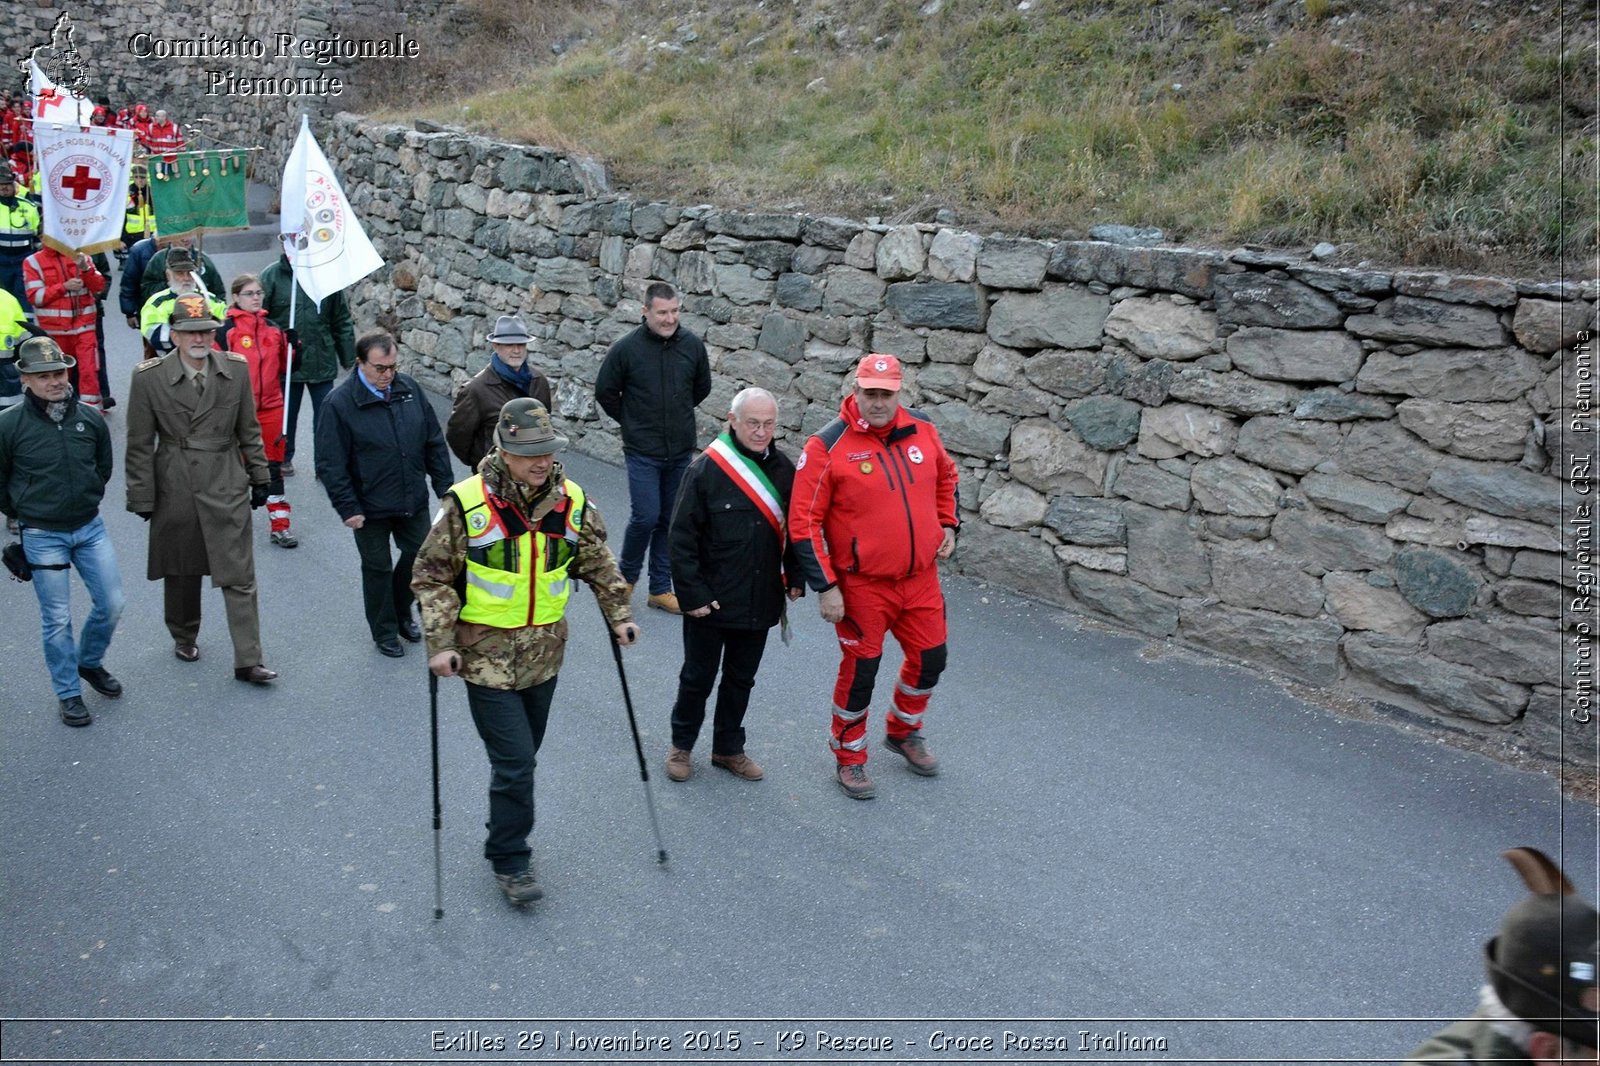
[829,567,949,766]
[52,330,100,408]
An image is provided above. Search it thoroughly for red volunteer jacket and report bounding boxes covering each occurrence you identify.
[789,393,959,587]
[142,119,184,156]
[22,248,105,336]
[216,306,289,414]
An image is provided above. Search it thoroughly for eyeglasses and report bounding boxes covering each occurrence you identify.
[738,418,777,431]
[366,362,398,374]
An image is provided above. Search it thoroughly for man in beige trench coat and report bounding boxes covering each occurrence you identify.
[125,296,279,683]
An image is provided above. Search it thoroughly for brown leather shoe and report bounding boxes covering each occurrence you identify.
[234,664,278,685]
[665,746,692,782]
[711,752,764,781]
[647,591,681,614]
[884,734,939,776]
[174,643,199,662]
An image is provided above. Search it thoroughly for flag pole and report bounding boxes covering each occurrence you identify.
[279,113,308,452]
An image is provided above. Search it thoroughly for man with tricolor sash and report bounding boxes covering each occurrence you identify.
[664,387,803,784]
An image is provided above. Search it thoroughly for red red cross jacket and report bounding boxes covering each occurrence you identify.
[141,119,184,155]
[789,393,959,588]
[22,248,105,336]
[216,306,290,415]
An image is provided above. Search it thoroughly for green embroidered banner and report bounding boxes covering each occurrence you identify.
[148,152,249,239]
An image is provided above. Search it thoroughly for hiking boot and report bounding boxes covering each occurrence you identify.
[59,696,92,727]
[280,461,295,477]
[884,734,940,776]
[647,591,681,614]
[835,763,876,800]
[494,869,544,905]
[665,746,692,782]
[712,752,764,781]
[270,530,299,549]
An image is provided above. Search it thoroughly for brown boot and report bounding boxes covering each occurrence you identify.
[836,763,876,800]
[884,734,939,776]
[711,752,764,781]
[665,746,692,782]
[647,591,681,614]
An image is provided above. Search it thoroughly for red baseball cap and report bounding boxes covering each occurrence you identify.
[855,352,903,390]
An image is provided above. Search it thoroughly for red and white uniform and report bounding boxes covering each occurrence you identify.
[788,393,960,766]
[22,248,106,408]
[143,119,184,157]
[217,306,293,535]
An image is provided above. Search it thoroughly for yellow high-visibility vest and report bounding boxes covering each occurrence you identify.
[452,474,585,628]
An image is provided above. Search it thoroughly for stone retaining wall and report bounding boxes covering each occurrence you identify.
[323,116,1599,769]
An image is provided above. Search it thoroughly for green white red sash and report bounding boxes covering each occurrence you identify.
[704,431,785,537]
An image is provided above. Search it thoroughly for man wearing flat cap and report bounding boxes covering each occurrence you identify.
[446,314,553,472]
[413,397,638,907]
[315,331,453,659]
[1406,846,1600,1064]
[0,337,124,726]
[126,295,278,684]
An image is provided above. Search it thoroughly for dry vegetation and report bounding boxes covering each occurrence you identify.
[356,0,1598,277]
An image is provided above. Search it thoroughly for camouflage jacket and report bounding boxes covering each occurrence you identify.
[411,455,633,691]
[1404,1010,1532,1065]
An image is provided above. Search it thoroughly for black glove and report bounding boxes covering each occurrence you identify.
[136,511,152,522]
[283,328,299,350]
[250,484,269,509]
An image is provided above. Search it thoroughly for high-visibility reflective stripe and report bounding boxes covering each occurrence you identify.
[31,308,77,319]
[833,705,866,722]
[546,578,569,599]
[465,530,500,548]
[896,681,934,697]
[830,735,868,752]
[464,569,516,600]
[889,706,924,726]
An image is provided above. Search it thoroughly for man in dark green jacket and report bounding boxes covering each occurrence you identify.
[0,337,125,726]
[259,252,356,476]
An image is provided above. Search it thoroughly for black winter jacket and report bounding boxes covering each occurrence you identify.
[0,392,111,531]
[668,435,802,629]
[594,323,711,459]
[314,370,454,521]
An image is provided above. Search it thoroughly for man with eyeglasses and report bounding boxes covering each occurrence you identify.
[315,331,453,658]
[662,387,804,784]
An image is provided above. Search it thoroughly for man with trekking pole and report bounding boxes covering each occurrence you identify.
[412,398,640,906]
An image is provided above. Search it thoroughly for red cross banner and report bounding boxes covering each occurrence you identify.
[29,60,92,127]
[34,121,138,255]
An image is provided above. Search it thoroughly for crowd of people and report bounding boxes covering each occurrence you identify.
[1,215,966,907]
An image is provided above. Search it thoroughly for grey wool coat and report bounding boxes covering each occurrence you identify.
[125,350,270,586]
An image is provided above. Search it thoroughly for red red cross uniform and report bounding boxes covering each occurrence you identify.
[22,248,106,409]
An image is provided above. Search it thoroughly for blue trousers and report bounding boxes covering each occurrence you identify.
[22,516,125,700]
[619,452,690,595]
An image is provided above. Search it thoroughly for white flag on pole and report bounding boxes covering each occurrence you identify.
[29,60,92,128]
[34,122,137,255]
[279,116,383,308]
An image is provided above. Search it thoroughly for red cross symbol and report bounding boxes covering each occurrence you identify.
[59,165,101,201]
[36,88,66,117]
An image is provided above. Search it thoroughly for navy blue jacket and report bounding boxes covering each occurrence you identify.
[314,370,453,521]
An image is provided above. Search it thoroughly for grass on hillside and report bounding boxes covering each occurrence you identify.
[363,0,1597,276]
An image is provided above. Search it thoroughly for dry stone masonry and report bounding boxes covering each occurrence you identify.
[318,116,1598,769]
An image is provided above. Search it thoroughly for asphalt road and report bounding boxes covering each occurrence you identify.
[1,208,1595,1066]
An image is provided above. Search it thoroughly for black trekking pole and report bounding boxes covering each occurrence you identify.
[599,597,668,865]
[428,670,445,919]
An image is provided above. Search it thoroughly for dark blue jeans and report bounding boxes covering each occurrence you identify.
[465,676,557,875]
[620,452,690,595]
